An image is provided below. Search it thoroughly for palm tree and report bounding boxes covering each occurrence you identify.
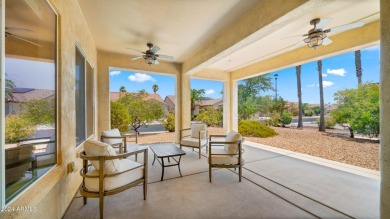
[5,78,16,101]
[318,60,325,132]
[355,50,362,85]
[152,84,159,94]
[190,89,205,116]
[296,65,303,129]
[119,86,126,92]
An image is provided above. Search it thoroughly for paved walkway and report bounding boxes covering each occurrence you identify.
[65,142,379,218]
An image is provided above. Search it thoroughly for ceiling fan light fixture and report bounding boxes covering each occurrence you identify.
[307,36,323,49]
[145,56,155,65]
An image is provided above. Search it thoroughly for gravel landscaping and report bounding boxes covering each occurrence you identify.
[133,126,379,171]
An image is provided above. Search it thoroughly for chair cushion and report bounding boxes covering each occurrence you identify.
[191,123,207,139]
[85,159,144,192]
[208,148,244,165]
[101,129,122,146]
[84,140,120,174]
[224,131,242,154]
[181,136,207,148]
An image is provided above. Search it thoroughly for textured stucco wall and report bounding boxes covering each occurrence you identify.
[380,0,390,218]
[0,0,97,218]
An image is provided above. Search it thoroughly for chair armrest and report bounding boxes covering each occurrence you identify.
[180,128,191,140]
[121,132,139,144]
[80,148,147,161]
[199,130,208,140]
[209,134,226,141]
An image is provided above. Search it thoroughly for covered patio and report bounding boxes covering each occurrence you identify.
[64,142,379,218]
[0,0,388,219]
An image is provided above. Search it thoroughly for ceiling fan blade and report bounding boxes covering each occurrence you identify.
[131,56,143,61]
[280,34,308,40]
[157,54,174,60]
[6,32,42,47]
[322,37,333,46]
[328,21,365,34]
[127,48,145,54]
[154,59,159,65]
[316,18,332,30]
[150,45,160,53]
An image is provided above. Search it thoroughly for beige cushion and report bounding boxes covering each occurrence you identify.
[191,123,207,139]
[85,159,144,192]
[101,129,123,146]
[208,148,244,165]
[224,131,242,154]
[181,136,207,148]
[84,140,120,174]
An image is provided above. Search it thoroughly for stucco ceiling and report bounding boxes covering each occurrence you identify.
[77,0,262,62]
[78,0,379,73]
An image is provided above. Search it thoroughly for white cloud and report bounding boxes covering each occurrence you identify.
[128,73,156,82]
[327,68,346,76]
[322,81,334,88]
[205,89,215,95]
[322,73,328,77]
[110,70,121,76]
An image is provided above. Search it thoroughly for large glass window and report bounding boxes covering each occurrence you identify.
[75,48,94,146]
[3,0,56,204]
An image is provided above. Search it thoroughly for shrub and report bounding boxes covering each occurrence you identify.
[196,106,222,127]
[265,112,281,127]
[19,98,55,125]
[162,113,175,132]
[238,120,277,138]
[281,112,292,127]
[317,115,336,129]
[5,115,35,143]
[304,110,314,117]
[110,101,130,132]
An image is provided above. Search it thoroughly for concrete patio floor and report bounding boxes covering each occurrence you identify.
[64,142,379,219]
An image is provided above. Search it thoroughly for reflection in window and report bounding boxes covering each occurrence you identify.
[4,0,56,204]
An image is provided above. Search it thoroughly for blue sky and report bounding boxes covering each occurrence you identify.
[110,71,223,99]
[110,45,379,103]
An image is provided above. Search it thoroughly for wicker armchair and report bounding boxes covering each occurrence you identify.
[208,131,244,182]
[79,140,148,219]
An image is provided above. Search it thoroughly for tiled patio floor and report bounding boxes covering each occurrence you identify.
[64,142,379,219]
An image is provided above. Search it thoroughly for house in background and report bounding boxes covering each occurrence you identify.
[6,88,55,115]
[110,92,169,114]
[164,96,223,115]
[164,95,175,113]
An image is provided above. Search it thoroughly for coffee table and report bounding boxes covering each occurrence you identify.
[150,143,186,181]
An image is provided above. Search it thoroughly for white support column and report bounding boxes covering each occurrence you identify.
[175,72,182,143]
[0,0,5,207]
[181,74,191,131]
[231,79,239,132]
[380,0,390,218]
[223,79,231,134]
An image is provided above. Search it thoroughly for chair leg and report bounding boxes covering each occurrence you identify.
[83,197,87,205]
[143,181,147,200]
[135,154,138,162]
[99,195,104,219]
[239,166,242,182]
[209,166,212,182]
[180,144,182,149]
[199,147,201,159]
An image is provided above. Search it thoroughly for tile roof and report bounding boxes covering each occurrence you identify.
[8,89,55,103]
[110,92,167,105]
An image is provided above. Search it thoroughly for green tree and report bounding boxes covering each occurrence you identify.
[196,106,223,126]
[312,106,321,115]
[19,98,55,125]
[117,93,165,133]
[281,112,292,127]
[5,78,16,101]
[191,89,205,116]
[119,86,127,92]
[331,83,379,138]
[318,60,325,132]
[5,115,35,143]
[139,89,148,95]
[162,112,175,132]
[152,84,159,94]
[110,101,131,132]
[238,75,273,120]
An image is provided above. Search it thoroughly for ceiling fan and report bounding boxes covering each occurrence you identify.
[5,27,42,47]
[127,43,174,65]
[285,18,365,49]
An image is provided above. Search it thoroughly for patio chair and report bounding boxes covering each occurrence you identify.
[5,144,37,186]
[19,137,56,168]
[101,128,139,160]
[79,140,148,219]
[180,123,208,159]
[208,130,244,182]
